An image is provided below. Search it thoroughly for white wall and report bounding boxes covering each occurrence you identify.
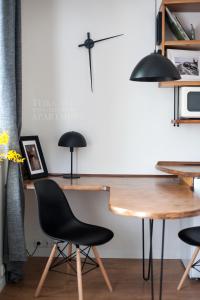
[21,0,200,175]
[21,0,200,258]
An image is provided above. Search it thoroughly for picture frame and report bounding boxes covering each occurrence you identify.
[20,136,48,179]
[167,49,200,81]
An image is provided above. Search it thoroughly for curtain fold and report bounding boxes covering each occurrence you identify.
[0,0,26,282]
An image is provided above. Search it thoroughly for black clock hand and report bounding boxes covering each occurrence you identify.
[88,47,93,92]
[78,33,124,48]
[93,34,124,44]
[78,32,124,92]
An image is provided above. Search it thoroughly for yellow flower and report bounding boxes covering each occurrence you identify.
[0,131,24,164]
[0,131,9,145]
[6,150,25,163]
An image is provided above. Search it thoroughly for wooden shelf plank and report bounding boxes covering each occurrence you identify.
[164,0,200,12]
[165,40,200,50]
[157,161,200,166]
[159,81,200,87]
[171,119,200,124]
[165,40,200,45]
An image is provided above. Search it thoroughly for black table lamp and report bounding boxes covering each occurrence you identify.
[58,131,87,179]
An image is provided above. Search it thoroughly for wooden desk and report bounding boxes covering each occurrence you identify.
[156,161,200,177]
[24,175,200,300]
[156,161,200,190]
[24,175,200,220]
[24,176,110,192]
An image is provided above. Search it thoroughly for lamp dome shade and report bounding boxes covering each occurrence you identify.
[130,52,181,82]
[58,131,87,148]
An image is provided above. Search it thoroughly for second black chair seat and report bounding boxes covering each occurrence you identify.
[178,226,200,246]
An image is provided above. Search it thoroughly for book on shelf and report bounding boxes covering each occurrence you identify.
[165,7,190,40]
[156,12,162,45]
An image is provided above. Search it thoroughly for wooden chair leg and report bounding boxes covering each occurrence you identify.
[177,247,200,291]
[76,247,83,300]
[92,246,113,292]
[68,242,72,257]
[35,244,57,297]
[67,242,72,272]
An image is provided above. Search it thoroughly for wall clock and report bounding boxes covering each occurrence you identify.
[78,32,124,92]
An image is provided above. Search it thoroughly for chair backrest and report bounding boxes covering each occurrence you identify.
[34,179,76,237]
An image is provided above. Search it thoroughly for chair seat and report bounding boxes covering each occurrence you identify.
[178,226,200,247]
[50,220,114,246]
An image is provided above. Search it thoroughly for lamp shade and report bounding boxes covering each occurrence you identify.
[58,131,87,148]
[130,52,181,82]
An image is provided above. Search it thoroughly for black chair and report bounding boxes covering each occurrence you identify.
[34,179,114,300]
[177,226,200,291]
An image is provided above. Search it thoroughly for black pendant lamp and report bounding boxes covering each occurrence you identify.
[130,0,180,82]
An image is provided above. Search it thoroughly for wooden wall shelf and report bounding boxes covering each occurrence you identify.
[171,119,200,124]
[158,1,200,124]
[165,40,200,50]
[163,0,200,12]
[159,81,200,87]
[160,1,200,88]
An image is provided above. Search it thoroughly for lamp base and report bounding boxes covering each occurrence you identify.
[63,174,80,179]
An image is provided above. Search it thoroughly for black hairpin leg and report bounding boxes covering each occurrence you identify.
[142,219,166,300]
[159,220,165,300]
[142,219,153,281]
[142,219,154,298]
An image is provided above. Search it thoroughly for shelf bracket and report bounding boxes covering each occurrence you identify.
[173,87,180,127]
[179,176,194,191]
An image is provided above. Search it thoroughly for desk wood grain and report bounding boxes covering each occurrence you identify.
[24,176,200,220]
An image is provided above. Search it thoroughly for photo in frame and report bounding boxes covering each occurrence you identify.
[20,136,48,179]
[167,49,200,81]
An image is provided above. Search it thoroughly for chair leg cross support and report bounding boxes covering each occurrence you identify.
[34,243,113,299]
[49,242,98,276]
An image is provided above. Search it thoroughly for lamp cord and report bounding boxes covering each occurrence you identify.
[154,0,157,52]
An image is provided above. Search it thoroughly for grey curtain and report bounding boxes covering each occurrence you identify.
[0,0,26,282]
